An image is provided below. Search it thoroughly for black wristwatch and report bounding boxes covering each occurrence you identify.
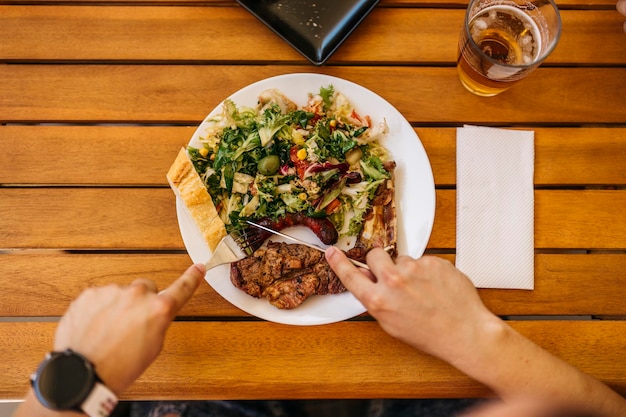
[30,349,118,417]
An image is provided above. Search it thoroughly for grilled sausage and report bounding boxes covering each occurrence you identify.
[251,213,338,249]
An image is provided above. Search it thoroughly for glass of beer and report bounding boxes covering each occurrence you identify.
[457,0,562,96]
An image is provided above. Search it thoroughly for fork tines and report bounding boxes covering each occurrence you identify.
[231,227,267,256]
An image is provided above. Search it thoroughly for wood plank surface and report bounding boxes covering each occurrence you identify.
[1,188,624,250]
[428,189,626,250]
[1,0,625,405]
[2,126,625,186]
[417,127,626,187]
[1,253,625,317]
[1,321,625,400]
[1,0,618,6]
[0,125,192,186]
[1,7,624,65]
[0,188,183,250]
[1,66,625,124]
[0,0,618,6]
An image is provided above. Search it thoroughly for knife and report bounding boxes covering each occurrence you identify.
[245,220,370,270]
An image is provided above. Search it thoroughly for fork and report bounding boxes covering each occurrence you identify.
[245,220,372,270]
[204,225,378,271]
[204,229,265,270]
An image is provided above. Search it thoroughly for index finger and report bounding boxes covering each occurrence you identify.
[159,263,206,315]
[365,247,398,279]
[325,246,375,300]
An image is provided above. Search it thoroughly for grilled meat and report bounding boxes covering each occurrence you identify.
[230,242,347,309]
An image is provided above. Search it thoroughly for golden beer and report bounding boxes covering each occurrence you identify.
[457,2,559,96]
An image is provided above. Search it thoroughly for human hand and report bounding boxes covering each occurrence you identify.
[460,401,554,417]
[52,263,206,395]
[619,0,626,33]
[325,247,498,364]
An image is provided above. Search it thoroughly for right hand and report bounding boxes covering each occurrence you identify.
[325,247,499,363]
[461,401,551,417]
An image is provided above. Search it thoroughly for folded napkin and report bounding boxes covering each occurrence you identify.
[455,125,535,289]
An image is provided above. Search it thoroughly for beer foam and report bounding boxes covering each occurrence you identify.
[473,4,542,60]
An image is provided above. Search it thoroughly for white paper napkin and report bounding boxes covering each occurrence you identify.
[456,125,535,289]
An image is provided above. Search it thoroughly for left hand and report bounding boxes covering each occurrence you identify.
[53,263,206,395]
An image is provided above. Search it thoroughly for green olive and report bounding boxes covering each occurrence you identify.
[257,155,280,175]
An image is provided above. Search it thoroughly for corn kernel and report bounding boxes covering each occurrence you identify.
[329,119,337,128]
[296,148,307,160]
[199,147,209,158]
[298,192,308,201]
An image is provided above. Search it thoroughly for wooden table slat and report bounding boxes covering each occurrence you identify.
[1,7,625,65]
[2,126,625,186]
[1,321,625,400]
[0,0,619,6]
[0,0,619,7]
[1,66,626,124]
[1,253,625,317]
[1,188,625,250]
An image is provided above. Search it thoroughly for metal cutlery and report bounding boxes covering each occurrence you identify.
[246,220,370,270]
[204,232,255,271]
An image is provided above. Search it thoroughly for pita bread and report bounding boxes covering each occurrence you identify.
[167,147,226,251]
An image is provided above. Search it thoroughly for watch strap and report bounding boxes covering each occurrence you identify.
[81,381,118,417]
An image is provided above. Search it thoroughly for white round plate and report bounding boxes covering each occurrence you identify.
[176,73,435,325]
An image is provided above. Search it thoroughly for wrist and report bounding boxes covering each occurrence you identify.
[30,349,118,417]
[445,313,510,378]
[15,390,85,417]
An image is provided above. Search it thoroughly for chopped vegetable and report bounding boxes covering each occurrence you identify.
[258,105,290,147]
[257,155,280,176]
[188,85,393,237]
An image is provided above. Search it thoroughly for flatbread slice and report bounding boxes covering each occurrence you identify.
[167,147,227,251]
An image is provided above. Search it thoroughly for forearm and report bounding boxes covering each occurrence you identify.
[13,390,85,417]
[451,317,626,416]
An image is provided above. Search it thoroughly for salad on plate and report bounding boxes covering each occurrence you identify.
[187,85,396,251]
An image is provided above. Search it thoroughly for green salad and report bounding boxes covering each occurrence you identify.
[188,85,392,237]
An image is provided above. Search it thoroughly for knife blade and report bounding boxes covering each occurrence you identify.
[245,220,370,270]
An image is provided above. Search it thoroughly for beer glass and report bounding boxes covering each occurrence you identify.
[457,0,562,96]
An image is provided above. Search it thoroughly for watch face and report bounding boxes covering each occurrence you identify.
[34,350,95,410]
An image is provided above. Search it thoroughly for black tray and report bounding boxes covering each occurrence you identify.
[236,0,380,65]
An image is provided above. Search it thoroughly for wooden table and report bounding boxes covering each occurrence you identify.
[1,0,625,402]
